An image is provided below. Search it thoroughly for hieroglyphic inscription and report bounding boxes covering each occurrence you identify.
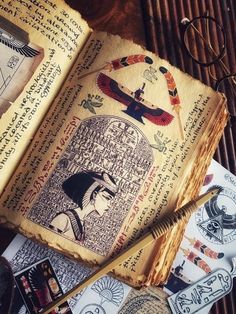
[28,116,154,255]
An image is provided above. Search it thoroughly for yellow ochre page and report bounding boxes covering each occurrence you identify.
[0,0,91,193]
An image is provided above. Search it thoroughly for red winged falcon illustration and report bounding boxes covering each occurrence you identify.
[78,54,185,131]
[96,72,174,126]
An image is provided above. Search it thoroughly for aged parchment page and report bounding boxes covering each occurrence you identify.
[0,0,91,193]
[0,32,227,286]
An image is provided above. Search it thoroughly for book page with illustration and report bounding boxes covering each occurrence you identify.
[0,30,227,286]
[0,0,91,193]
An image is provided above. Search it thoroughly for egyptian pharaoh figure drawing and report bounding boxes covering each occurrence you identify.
[49,171,117,241]
[28,116,154,255]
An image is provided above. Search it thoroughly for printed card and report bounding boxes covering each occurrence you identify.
[14,258,72,314]
[164,159,236,313]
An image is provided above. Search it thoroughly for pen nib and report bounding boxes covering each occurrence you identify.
[196,187,220,208]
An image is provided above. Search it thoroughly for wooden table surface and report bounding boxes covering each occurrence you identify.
[1,1,235,313]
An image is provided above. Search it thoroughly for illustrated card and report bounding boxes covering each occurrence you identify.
[164,159,236,312]
[14,258,72,314]
[72,275,131,314]
[0,15,44,117]
[168,268,234,314]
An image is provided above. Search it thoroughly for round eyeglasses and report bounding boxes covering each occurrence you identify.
[181,14,236,120]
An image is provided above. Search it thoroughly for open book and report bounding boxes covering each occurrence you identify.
[0,0,228,287]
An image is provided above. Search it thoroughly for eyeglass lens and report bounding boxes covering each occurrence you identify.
[184,17,225,66]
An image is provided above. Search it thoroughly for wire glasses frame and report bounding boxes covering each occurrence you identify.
[181,14,236,119]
